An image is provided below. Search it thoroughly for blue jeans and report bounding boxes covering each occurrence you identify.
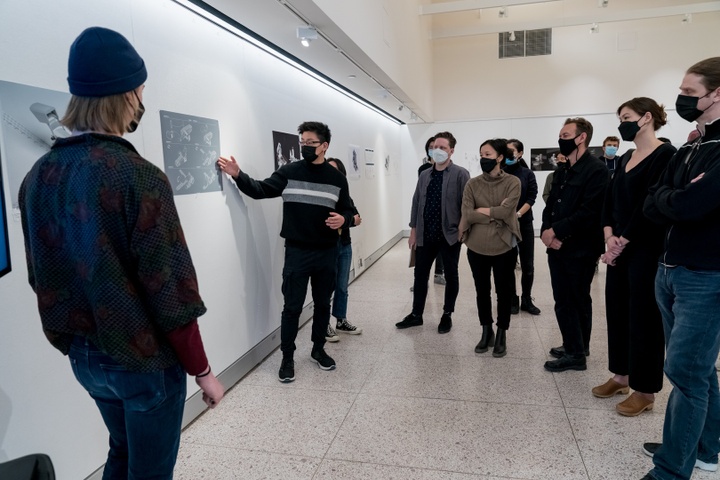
[68,336,187,480]
[332,241,352,319]
[650,265,720,480]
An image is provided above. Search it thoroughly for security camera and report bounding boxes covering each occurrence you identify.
[30,103,71,140]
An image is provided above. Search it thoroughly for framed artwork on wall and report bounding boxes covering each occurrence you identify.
[0,146,11,279]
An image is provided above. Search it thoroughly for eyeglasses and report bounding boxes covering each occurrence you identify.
[299,140,323,147]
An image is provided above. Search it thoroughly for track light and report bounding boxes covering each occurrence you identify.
[508,31,516,42]
[498,7,508,18]
[598,0,608,7]
[590,23,600,33]
[296,26,317,47]
[682,13,692,24]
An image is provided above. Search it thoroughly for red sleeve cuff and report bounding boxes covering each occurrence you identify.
[165,319,209,376]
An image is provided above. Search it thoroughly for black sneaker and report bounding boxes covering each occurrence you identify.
[396,313,423,329]
[544,354,587,372]
[549,345,590,358]
[520,296,541,315]
[642,442,660,457]
[278,358,295,383]
[438,312,452,334]
[336,318,362,335]
[434,274,446,285]
[311,349,336,370]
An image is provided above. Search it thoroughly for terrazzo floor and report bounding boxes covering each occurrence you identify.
[176,240,720,480]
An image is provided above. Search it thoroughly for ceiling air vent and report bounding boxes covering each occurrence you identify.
[499,28,552,59]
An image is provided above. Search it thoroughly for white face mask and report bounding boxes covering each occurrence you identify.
[432,148,449,164]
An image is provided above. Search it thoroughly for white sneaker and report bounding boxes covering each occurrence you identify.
[336,318,362,335]
[696,459,718,472]
[325,324,339,342]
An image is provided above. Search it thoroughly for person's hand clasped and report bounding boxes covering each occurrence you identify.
[217,155,240,178]
[325,212,345,230]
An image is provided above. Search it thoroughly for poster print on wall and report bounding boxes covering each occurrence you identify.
[160,110,222,195]
[0,144,11,279]
[272,131,300,171]
[347,144,361,181]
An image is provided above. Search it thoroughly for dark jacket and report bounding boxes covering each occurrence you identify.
[503,160,538,223]
[643,118,720,270]
[541,151,609,258]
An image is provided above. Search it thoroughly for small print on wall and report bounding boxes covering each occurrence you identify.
[0,146,11,279]
[529,148,563,171]
[272,131,300,171]
[347,144,361,181]
[384,154,391,176]
[364,148,375,179]
[160,110,222,195]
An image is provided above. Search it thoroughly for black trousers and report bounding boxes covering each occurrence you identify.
[412,238,461,315]
[467,247,518,330]
[605,244,665,393]
[280,244,338,356]
[548,252,596,356]
[511,221,536,298]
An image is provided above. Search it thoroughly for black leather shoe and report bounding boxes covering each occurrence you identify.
[511,295,520,315]
[549,345,590,358]
[475,325,495,353]
[438,313,452,334]
[396,313,423,329]
[544,354,587,372]
[492,328,507,357]
[520,296,541,315]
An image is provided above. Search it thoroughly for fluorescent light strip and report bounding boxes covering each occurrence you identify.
[171,0,404,125]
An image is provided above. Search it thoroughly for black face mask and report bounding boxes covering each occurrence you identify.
[558,136,580,156]
[301,145,319,163]
[618,120,641,142]
[480,157,498,173]
[126,92,145,133]
[676,92,713,122]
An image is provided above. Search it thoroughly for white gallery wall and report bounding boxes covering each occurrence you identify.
[0,1,409,478]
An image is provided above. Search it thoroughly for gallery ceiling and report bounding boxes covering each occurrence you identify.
[190,0,720,123]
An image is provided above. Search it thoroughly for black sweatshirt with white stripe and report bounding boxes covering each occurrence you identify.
[233,159,354,249]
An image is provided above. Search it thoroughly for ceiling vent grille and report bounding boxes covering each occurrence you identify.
[499,28,552,58]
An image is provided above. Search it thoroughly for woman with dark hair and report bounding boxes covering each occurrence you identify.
[324,157,363,342]
[460,138,521,357]
[505,138,541,315]
[592,97,676,417]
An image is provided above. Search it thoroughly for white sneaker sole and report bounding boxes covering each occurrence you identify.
[325,336,340,342]
[696,460,718,472]
[337,329,362,335]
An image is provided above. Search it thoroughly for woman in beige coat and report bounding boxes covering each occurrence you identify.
[460,138,521,357]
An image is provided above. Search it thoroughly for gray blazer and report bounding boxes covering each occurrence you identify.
[409,161,470,247]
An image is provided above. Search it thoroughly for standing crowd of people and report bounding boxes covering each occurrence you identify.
[15,23,720,480]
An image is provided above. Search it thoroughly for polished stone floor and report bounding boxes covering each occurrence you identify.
[176,240,719,480]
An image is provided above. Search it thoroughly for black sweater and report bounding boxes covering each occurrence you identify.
[233,160,354,249]
[644,119,720,270]
[503,161,538,223]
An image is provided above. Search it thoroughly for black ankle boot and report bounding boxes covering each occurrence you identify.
[475,325,495,353]
[511,295,520,315]
[492,328,507,357]
[520,296,541,315]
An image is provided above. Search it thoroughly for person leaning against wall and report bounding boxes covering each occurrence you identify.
[396,131,470,334]
[541,117,609,373]
[640,56,720,480]
[18,27,224,479]
[324,157,363,343]
[460,138,521,357]
[217,122,354,383]
[504,138,541,316]
[593,97,676,418]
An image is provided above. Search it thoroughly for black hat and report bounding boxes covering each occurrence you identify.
[67,27,147,97]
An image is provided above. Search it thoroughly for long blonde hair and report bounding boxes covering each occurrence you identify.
[62,92,133,134]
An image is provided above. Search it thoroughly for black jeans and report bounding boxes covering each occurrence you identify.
[605,244,664,393]
[548,252,596,356]
[511,221,535,298]
[412,238,461,315]
[280,244,338,356]
[467,247,518,330]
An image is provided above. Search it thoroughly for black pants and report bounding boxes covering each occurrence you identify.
[280,244,338,356]
[467,247,518,330]
[548,253,596,356]
[605,244,665,393]
[412,238,461,315]
[511,221,535,298]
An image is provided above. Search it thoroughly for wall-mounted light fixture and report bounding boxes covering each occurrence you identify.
[682,13,692,24]
[296,26,317,47]
[508,31,516,42]
[590,23,600,33]
[598,0,609,8]
[498,7,508,18]
[29,103,71,140]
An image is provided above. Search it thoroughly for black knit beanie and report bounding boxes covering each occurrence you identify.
[67,27,147,97]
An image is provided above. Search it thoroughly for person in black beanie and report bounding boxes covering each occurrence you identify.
[19,27,224,479]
